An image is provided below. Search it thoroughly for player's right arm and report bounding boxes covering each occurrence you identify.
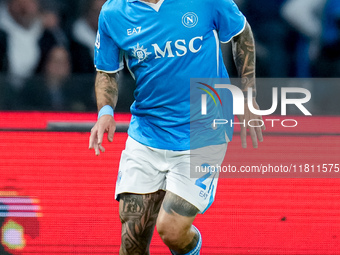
[231,22,265,149]
[89,71,118,156]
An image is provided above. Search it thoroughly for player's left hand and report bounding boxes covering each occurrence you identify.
[237,98,265,148]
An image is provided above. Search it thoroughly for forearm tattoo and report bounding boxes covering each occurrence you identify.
[232,22,256,95]
[119,191,165,255]
[95,71,118,110]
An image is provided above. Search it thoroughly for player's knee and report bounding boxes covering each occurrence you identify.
[156,217,191,249]
[157,226,184,249]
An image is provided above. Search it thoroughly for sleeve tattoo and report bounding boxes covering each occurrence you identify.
[95,71,119,111]
[231,21,256,96]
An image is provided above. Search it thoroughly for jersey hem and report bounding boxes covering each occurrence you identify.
[115,187,166,200]
[128,132,191,151]
[95,66,124,73]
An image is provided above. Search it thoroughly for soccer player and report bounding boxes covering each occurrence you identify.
[89,0,264,254]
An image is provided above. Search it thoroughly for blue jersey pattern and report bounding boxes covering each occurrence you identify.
[94,0,246,150]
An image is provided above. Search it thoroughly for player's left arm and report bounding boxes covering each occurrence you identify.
[231,21,265,148]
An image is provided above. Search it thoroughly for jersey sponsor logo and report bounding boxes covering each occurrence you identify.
[151,36,203,59]
[95,31,100,49]
[182,12,198,28]
[127,26,141,36]
[132,43,152,63]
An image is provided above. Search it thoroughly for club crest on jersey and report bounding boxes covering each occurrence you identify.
[132,43,152,63]
[182,12,198,28]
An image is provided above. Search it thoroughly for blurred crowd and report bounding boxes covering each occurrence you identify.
[240,0,340,78]
[0,0,339,112]
[0,0,105,111]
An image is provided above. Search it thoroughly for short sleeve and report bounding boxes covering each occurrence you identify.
[213,0,246,43]
[94,11,124,73]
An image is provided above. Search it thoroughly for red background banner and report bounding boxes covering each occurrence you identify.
[0,112,339,254]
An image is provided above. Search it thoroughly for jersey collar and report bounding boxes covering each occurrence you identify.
[127,0,165,12]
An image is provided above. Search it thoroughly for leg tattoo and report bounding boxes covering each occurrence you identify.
[162,192,199,217]
[119,190,165,255]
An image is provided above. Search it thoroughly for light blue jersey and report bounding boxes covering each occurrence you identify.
[94,0,246,150]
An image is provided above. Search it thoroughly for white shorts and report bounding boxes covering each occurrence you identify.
[115,136,228,213]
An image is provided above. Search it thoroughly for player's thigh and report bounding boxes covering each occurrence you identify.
[119,191,166,251]
[119,190,166,228]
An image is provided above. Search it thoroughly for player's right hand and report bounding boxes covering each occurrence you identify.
[89,115,116,156]
[237,98,265,149]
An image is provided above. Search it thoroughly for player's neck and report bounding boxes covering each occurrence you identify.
[141,0,160,4]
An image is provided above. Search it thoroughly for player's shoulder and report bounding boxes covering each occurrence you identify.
[202,0,237,6]
[198,0,235,9]
[101,0,126,16]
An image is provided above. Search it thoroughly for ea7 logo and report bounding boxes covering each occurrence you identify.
[127,27,141,36]
[151,36,203,59]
